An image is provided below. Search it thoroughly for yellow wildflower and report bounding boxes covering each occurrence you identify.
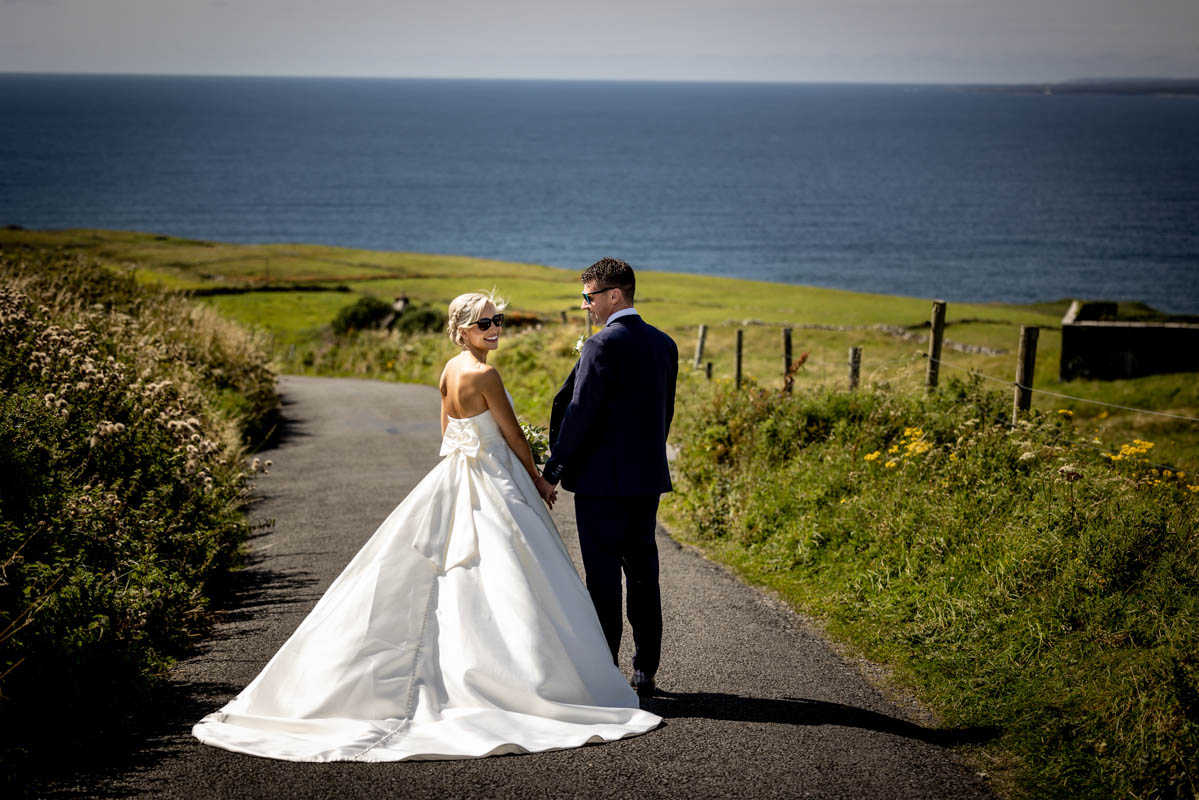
[884,460,898,469]
[863,451,881,462]
[888,445,900,454]
[1098,410,1109,419]
[1057,409,1074,418]
[1110,439,1155,462]
[904,440,932,456]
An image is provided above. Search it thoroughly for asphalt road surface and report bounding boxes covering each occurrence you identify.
[51,376,996,799]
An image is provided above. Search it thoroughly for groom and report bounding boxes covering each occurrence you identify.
[542,257,678,699]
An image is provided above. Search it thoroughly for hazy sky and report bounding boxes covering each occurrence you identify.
[2,0,1198,84]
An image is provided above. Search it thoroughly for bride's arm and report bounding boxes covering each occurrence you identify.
[478,368,558,508]
[438,364,450,435]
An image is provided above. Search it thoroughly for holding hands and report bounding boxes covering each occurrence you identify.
[534,473,558,509]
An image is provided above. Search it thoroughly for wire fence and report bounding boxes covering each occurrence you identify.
[926,353,1199,424]
[692,320,1198,426]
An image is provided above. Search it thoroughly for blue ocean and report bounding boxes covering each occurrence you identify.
[2,74,1197,313]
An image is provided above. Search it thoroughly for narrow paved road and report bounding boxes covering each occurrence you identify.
[55,376,995,799]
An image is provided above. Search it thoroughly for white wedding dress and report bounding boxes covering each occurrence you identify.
[192,404,661,762]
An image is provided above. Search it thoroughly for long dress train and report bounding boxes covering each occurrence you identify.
[192,407,661,762]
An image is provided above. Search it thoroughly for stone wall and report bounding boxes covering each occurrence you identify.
[1059,301,1199,381]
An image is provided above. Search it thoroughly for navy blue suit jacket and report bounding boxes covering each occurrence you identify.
[543,314,678,496]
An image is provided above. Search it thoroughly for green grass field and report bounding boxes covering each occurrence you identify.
[3,227,1196,471]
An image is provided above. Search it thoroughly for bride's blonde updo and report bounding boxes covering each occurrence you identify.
[447,289,508,348]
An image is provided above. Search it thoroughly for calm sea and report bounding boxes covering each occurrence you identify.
[2,74,1197,313]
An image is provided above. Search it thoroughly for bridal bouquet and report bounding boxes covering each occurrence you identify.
[520,420,549,465]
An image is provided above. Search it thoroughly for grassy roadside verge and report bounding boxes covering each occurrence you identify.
[0,248,279,791]
[663,371,1198,798]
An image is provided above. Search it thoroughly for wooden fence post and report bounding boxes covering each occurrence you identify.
[1012,326,1039,425]
[693,324,708,369]
[782,327,793,392]
[705,361,713,380]
[926,300,947,390]
[559,310,567,324]
[735,329,743,390]
[848,346,861,390]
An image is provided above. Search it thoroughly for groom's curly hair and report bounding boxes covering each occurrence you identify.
[580,258,635,303]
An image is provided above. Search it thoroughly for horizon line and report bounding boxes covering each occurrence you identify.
[4,69,1198,87]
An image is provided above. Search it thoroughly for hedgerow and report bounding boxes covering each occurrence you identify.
[668,373,1198,799]
[0,249,278,777]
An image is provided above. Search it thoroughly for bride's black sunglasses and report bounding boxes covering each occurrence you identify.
[474,314,505,331]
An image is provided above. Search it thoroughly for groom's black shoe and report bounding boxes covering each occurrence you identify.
[630,670,656,699]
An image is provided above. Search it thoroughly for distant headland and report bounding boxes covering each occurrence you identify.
[961,77,1199,96]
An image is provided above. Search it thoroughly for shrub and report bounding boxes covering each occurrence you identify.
[0,249,278,782]
[331,294,392,335]
[394,303,448,336]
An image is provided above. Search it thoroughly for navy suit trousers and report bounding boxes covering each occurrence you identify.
[573,493,662,679]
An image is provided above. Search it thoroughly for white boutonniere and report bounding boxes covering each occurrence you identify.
[574,334,585,354]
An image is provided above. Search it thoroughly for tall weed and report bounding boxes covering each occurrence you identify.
[0,250,278,783]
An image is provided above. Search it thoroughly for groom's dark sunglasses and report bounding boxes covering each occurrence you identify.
[581,286,617,304]
[474,314,505,331]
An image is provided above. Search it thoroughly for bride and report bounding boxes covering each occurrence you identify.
[192,291,661,762]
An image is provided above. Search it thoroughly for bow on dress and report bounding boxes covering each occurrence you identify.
[411,418,483,572]
[438,420,482,459]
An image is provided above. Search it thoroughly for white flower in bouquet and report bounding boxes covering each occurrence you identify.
[519,419,550,465]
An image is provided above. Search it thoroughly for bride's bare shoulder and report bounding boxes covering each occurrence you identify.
[466,362,501,391]
[444,355,499,387]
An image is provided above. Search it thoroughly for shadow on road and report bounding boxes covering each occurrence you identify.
[202,539,323,622]
[650,691,1000,748]
[38,677,242,799]
[251,393,310,453]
